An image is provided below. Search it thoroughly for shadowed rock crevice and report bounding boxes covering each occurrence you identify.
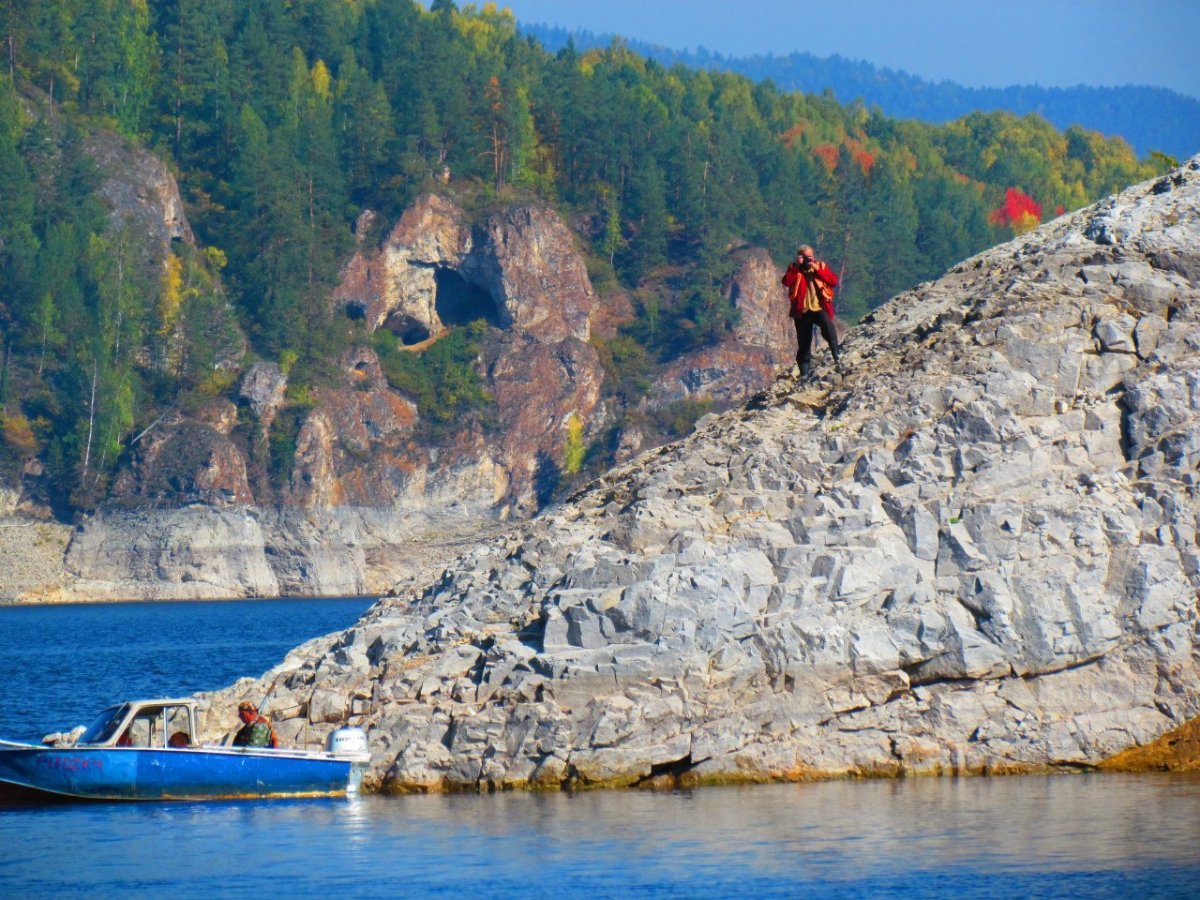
[381,311,431,345]
[634,753,708,789]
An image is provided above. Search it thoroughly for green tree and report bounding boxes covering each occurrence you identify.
[0,74,36,296]
[333,49,394,204]
[153,0,229,166]
[25,0,79,104]
[75,0,158,134]
[82,220,149,483]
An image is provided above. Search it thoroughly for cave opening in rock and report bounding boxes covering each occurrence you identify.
[435,267,497,328]
[384,313,432,346]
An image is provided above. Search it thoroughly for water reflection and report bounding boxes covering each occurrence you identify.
[5,774,1197,897]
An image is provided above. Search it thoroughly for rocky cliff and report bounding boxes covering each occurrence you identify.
[654,247,795,406]
[200,157,1200,789]
[4,184,797,602]
[82,129,195,253]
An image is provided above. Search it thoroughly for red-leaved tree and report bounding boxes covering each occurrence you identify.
[989,187,1042,234]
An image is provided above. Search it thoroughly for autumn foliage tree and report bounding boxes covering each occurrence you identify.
[0,0,1171,512]
[990,187,1042,234]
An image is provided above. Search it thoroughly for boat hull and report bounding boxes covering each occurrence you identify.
[0,743,364,801]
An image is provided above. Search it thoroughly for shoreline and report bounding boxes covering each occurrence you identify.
[0,592,381,607]
[0,505,490,608]
[367,761,1200,796]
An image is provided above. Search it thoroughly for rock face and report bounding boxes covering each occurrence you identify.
[333,195,594,345]
[202,157,1200,789]
[461,207,593,343]
[334,197,472,338]
[59,504,500,602]
[110,401,253,508]
[328,194,607,512]
[653,247,794,406]
[83,129,195,255]
[238,363,288,427]
[486,335,603,508]
[730,247,794,351]
[0,519,72,602]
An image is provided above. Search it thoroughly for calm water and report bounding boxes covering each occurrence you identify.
[0,598,375,741]
[2,601,1199,899]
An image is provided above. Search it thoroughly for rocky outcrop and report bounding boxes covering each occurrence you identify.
[238,363,288,428]
[461,207,593,343]
[329,196,608,510]
[0,519,72,603]
[64,507,283,600]
[202,157,1200,789]
[486,334,604,509]
[334,197,472,338]
[111,401,252,508]
[654,343,783,407]
[729,247,794,351]
[653,247,794,407]
[83,129,194,256]
[333,195,596,346]
[54,504,502,602]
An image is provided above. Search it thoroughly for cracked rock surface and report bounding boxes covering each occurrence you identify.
[204,157,1200,790]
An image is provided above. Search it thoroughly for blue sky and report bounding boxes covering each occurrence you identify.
[495,0,1200,99]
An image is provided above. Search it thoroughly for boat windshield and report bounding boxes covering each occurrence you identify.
[79,704,131,745]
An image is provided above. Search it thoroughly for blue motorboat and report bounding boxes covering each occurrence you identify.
[0,698,370,802]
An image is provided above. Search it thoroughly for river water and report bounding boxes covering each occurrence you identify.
[2,600,1199,898]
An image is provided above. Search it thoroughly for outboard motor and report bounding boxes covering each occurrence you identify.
[326,727,369,756]
[326,727,370,794]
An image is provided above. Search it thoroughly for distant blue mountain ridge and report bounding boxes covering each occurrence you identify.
[523,24,1199,161]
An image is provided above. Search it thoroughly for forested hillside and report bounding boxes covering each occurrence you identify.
[0,0,1164,518]
[526,24,1200,162]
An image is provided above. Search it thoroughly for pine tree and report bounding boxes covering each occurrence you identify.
[154,0,230,168]
[74,0,158,134]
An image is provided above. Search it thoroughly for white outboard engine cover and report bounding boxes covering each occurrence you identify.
[327,726,369,757]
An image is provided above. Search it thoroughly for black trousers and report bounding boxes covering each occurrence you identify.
[793,310,839,368]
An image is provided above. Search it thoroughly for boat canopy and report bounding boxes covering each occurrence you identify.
[78,699,199,749]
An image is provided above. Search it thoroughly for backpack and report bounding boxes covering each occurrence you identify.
[814,277,835,317]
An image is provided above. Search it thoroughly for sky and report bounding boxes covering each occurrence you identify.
[495,0,1200,100]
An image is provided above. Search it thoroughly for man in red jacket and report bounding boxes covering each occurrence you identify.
[782,244,842,378]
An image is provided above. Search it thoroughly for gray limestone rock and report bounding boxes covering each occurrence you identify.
[239,364,288,424]
[203,156,1200,791]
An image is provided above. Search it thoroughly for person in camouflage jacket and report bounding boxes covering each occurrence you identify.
[233,701,279,748]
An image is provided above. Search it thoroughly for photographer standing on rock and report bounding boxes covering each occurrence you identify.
[783,244,842,377]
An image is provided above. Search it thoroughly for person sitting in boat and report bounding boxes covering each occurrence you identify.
[233,701,280,749]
